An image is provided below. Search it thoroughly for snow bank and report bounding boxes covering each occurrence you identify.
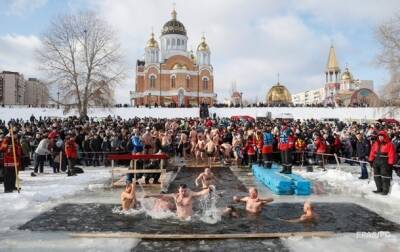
[0,106,398,121]
[297,168,400,206]
[0,168,111,232]
[283,233,400,252]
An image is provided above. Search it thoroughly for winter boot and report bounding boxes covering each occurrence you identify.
[373,176,382,194]
[284,165,292,174]
[381,177,391,195]
[280,165,287,173]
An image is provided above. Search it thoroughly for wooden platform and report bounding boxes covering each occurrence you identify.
[70,231,335,239]
[184,160,229,168]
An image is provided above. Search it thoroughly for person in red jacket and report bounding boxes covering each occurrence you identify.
[0,135,22,193]
[314,132,327,169]
[368,130,396,195]
[245,134,256,166]
[279,123,293,174]
[65,135,78,176]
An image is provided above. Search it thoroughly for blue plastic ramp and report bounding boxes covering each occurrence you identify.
[252,164,311,195]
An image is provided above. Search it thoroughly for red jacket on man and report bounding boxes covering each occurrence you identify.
[369,131,396,165]
[244,137,256,155]
[65,139,78,159]
[314,137,327,154]
[0,137,22,169]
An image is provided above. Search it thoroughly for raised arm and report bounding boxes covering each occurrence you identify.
[259,197,274,204]
[233,196,248,203]
[192,188,210,197]
[195,173,203,187]
[130,183,136,197]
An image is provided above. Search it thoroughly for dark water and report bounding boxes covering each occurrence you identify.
[19,202,400,233]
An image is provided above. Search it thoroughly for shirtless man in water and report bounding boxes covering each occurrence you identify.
[231,187,274,214]
[284,201,319,223]
[195,168,219,189]
[145,184,209,220]
[121,183,136,211]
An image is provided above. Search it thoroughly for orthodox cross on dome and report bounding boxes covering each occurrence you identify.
[277,73,280,85]
[172,2,177,20]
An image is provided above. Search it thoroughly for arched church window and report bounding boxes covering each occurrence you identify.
[177,39,181,46]
[186,76,190,89]
[167,39,170,49]
[150,75,156,89]
[172,38,176,48]
[171,76,176,88]
[202,77,208,90]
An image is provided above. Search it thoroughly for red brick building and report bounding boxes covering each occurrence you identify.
[130,8,216,106]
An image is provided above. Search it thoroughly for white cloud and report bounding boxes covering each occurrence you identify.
[3,0,47,16]
[0,34,41,77]
[293,0,400,25]
[87,0,399,103]
[3,0,400,103]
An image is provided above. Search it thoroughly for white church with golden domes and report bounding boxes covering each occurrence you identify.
[292,45,379,107]
[130,8,216,106]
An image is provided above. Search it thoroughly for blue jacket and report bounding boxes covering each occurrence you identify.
[131,135,143,153]
[263,132,274,146]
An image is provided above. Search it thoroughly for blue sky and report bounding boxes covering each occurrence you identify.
[0,0,399,103]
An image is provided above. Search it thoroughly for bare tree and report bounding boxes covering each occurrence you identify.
[37,11,125,117]
[376,14,400,106]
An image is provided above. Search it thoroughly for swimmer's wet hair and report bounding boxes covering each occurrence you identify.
[179,184,188,189]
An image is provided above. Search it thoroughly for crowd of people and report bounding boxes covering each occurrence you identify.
[0,114,399,195]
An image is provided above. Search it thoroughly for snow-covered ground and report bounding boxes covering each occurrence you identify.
[0,106,398,121]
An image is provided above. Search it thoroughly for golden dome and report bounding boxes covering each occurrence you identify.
[172,63,187,70]
[146,33,159,48]
[341,67,352,81]
[197,35,210,52]
[266,82,292,105]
